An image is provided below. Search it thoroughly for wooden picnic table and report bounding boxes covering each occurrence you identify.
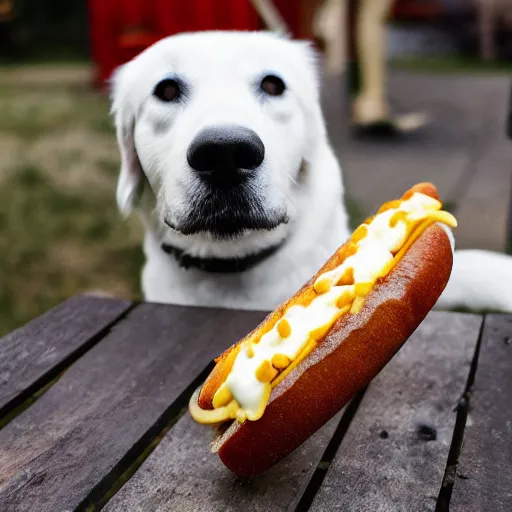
[0,295,510,511]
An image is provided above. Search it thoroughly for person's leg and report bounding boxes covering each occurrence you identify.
[352,0,394,125]
[313,0,346,75]
[352,0,428,135]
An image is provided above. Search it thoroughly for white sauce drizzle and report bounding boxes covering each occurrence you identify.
[215,193,455,422]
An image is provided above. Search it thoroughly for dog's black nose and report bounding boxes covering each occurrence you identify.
[187,125,264,186]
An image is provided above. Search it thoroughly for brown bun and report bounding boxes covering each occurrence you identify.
[212,223,453,477]
[198,182,444,411]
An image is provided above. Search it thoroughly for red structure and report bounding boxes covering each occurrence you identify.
[392,0,445,21]
[88,0,306,88]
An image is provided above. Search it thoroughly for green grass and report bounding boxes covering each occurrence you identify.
[391,55,512,74]
[0,55,91,67]
[0,66,143,335]
[0,84,115,141]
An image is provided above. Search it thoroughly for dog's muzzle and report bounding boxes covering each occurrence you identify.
[187,125,264,188]
[168,124,286,238]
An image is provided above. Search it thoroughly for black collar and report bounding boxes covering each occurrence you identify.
[161,243,281,273]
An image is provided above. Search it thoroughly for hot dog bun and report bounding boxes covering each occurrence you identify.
[213,223,452,476]
[189,183,455,477]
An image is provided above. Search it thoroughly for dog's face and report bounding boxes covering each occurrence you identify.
[112,31,326,255]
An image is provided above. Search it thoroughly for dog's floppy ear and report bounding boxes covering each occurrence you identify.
[110,64,144,216]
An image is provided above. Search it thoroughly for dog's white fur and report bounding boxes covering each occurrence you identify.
[111,31,512,313]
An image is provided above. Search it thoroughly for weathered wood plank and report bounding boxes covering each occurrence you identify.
[104,408,345,512]
[309,311,483,512]
[0,295,132,418]
[0,303,266,512]
[451,314,512,512]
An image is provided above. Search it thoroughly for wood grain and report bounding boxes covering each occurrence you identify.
[309,311,482,512]
[0,303,265,512]
[0,295,132,418]
[104,411,344,512]
[451,314,512,512]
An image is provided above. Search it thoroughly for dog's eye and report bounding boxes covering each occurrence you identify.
[260,75,286,97]
[153,79,181,102]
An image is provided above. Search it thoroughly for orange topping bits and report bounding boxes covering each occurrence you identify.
[389,210,407,227]
[345,242,358,257]
[350,296,365,314]
[338,266,355,286]
[200,344,241,410]
[235,408,247,423]
[271,354,291,369]
[277,318,292,338]
[212,383,234,409]
[255,360,279,383]
[314,278,331,294]
[377,199,401,214]
[337,241,358,263]
[245,341,255,358]
[351,224,368,244]
[355,282,373,297]
[272,340,317,389]
[336,289,355,309]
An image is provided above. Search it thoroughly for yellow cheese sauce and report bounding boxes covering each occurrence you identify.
[225,285,355,420]
[190,192,457,425]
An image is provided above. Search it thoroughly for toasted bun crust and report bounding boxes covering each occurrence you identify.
[213,223,453,477]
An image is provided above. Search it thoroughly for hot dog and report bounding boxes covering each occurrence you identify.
[189,182,456,477]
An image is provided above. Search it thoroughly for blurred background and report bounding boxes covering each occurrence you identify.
[0,0,511,334]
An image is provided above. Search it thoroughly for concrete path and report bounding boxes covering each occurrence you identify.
[322,70,512,252]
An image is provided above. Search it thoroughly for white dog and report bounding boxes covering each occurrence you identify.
[111,31,512,313]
